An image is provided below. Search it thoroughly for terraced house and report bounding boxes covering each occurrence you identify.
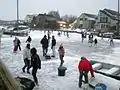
[95,8,120,32]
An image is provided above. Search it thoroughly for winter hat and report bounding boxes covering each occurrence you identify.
[52,35,54,39]
[81,57,86,60]
[26,44,30,49]
[31,47,37,55]
[44,35,47,38]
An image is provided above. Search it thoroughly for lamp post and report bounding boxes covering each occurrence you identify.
[17,0,19,31]
[117,0,120,35]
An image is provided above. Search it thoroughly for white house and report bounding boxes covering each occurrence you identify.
[72,13,97,30]
[95,8,120,32]
[24,14,37,23]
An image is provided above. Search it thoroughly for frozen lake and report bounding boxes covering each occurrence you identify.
[0,30,120,90]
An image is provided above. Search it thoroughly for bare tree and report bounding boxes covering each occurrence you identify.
[61,14,77,24]
[48,11,60,19]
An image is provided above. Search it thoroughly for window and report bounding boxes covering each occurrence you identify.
[84,18,87,20]
[101,24,105,28]
[80,18,83,20]
[80,24,83,28]
[100,17,108,23]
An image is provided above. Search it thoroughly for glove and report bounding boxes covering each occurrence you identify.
[91,76,95,81]
[89,76,95,83]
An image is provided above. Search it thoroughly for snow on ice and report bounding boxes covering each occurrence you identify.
[0,30,120,90]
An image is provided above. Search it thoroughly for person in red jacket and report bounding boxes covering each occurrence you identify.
[78,57,94,88]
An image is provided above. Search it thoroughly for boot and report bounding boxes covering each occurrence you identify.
[22,68,25,73]
[27,71,30,74]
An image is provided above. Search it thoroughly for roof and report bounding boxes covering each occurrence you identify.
[37,13,59,21]
[104,9,119,16]
[26,14,37,18]
[100,8,120,21]
[83,13,97,19]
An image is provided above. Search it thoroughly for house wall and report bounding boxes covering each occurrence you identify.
[95,11,117,32]
[75,14,96,30]
[24,15,34,23]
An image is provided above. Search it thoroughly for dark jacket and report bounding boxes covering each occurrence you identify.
[94,39,97,44]
[89,34,93,39]
[31,54,41,68]
[51,39,56,47]
[26,36,32,43]
[41,37,48,48]
[78,59,94,77]
[17,39,21,45]
[81,32,84,38]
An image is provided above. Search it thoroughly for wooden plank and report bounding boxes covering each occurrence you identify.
[0,59,21,90]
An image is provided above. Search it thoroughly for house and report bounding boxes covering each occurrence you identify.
[32,13,60,29]
[95,8,120,32]
[24,14,37,23]
[56,21,69,29]
[72,13,97,30]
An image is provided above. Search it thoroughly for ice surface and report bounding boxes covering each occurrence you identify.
[0,30,120,90]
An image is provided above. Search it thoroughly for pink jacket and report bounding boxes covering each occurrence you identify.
[58,47,65,56]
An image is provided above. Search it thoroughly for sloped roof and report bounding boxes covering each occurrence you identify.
[100,8,120,21]
[37,13,58,21]
[104,9,119,16]
[83,13,97,19]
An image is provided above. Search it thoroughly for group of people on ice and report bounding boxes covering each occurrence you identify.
[12,30,115,88]
[81,31,114,47]
[81,32,98,46]
[13,33,65,86]
[22,43,41,86]
[40,34,65,67]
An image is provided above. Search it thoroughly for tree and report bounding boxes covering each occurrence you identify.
[48,11,60,19]
[61,14,77,24]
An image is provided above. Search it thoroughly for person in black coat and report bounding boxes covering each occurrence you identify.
[17,38,21,51]
[40,35,49,56]
[26,36,32,43]
[51,35,56,57]
[94,38,98,46]
[30,48,41,86]
[81,32,84,42]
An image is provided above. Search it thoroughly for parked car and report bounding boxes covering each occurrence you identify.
[103,32,113,38]
[3,25,30,36]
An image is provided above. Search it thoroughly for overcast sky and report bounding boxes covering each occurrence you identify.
[0,0,118,20]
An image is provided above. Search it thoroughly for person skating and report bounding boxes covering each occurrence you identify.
[47,33,51,44]
[88,33,94,47]
[13,37,18,52]
[30,48,41,86]
[17,38,21,51]
[40,35,49,56]
[51,35,56,57]
[22,44,31,74]
[108,35,114,46]
[67,31,69,38]
[26,36,32,43]
[81,32,84,42]
[88,33,94,41]
[78,57,94,88]
[58,44,65,67]
[94,38,98,46]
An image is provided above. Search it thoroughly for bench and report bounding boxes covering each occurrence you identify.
[92,63,102,70]
[106,67,120,75]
